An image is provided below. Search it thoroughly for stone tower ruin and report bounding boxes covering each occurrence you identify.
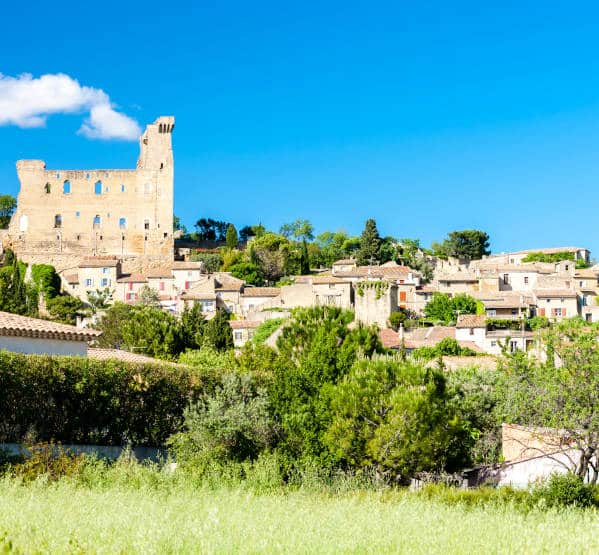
[5,116,175,271]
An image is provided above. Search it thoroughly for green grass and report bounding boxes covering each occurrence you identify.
[0,476,598,554]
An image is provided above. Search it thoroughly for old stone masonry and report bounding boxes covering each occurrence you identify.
[4,117,175,273]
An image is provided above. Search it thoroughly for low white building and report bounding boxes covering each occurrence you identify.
[0,311,100,356]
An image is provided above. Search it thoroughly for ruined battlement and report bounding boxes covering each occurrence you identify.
[6,117,175,265]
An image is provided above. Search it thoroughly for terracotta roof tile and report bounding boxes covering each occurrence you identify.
[242,287,281,297]
[229,320,262,329]
[456,314,487,328]
[116,273,148,283]
[79,257,119,268]
[533,289,577,298]
[0,311,100,341]
[64,273,79,284]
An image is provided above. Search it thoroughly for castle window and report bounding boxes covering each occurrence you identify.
[121,184,126,192]
[63,181,71,194]
[93,215,101,229]
[144,219,150,230]
[54,214,62,228]
[94,181,102,195]
[19,215,28,232]
[44,183,51,194]
[102,267,109,274]
[76,234,81,241]
[56,173,60,179]
[86,173,90,179]
[75,211,80,217]
[119,217,127,229]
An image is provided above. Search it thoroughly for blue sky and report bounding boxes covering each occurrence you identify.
[2,1,599,254]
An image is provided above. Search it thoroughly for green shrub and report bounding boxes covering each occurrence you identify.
[10,440,86,482]
[531,473,599,509]
[0,351,213,446]
[251,318,284,345]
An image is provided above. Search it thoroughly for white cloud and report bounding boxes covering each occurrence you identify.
[0,72,141,140]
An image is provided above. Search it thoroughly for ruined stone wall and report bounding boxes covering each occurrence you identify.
[5,117,175,269]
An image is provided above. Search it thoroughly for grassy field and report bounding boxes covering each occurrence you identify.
[0,477,598,554]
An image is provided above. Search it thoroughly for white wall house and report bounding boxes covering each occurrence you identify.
[0,311,100,356]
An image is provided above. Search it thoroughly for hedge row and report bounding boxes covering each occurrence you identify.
[0,352,212,446]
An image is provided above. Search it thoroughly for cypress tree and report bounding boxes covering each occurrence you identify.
[356,218,381,266]
[226,224,239,249]
[300,239,310,275]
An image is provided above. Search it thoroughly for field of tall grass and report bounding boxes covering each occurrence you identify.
[0,460,598,554]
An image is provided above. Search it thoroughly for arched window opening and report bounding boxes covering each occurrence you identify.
[44,183,51,194]
[19,215,28,232]
[54,214,62,228]
[93,215,101,229]
[94,181,102,195]
[63,180,71,194]
[119,217,127,229]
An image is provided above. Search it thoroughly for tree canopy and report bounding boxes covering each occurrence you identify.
[433,230,490,260]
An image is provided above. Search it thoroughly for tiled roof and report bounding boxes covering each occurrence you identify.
[0,311,100,341]
[311,276,351,285]
[181,278,216,300]
[214,273,244,291]
[533,289,577,299]
[242,287,280,297]
[229,320,261,329]
[380,328,401,349]
[88,348,172,365]
[441,355,498,370]
[171,261,204,271]
[335,265,418,279]
[456,314,487,328]
[116,273,148,283]
[437,273,478,282]
[64,273,79,284]
[402,326,456,348]
[332,259,356,265]
[79,257,119,268]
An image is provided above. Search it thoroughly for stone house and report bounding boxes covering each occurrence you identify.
[115,274,148,303]
[455,314,534,355]
[331,259,356,274]
[62,257,121,303]
[171,261,205,294]
[311,276,352,309]
[533,289,578,321]
[229,320,261,348]
[240,287,281,315]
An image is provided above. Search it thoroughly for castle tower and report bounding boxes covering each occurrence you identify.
[6,117,175,272]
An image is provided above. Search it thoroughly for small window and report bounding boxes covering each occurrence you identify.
[86,173,90,179]
[490,341,497,347]
[121,184,126,192]
[144,219,150,230]
[524,276,528,285]
[94,181,102,195]
[44,183,51,194]
[503,274,509,285]
[75,211,80,217]
[102,267,109,274]
[119,217,126,229]
[565,265,569,271]
[63,180,71,194]
[185,281,191,290]
[54,214,62,228]
[56,173,60,179]
[101,278,109,287]
[93,215,101,229]
[76,234,81,241]
[469,328,474,336]
[234,331,243,341]
[159,282,165,291]
[85,278,93,287]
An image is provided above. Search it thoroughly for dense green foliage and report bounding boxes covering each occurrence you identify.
[30,264,61,299]
[251,318,284,345]
[0,351,210,445]
[432,230,490,260]
[412,337,478,360]
[46,295,84,325]
[424,293,477,324]
[0,194,16,229]
[325,356,471,482]
[189,252,223,272]
[225,223,239,249]
[94,303,232,359]
[521,251,575,263]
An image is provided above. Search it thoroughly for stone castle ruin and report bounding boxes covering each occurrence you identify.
[4,116,175,272]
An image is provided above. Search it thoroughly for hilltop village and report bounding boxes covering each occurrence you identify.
[0,116,596,361]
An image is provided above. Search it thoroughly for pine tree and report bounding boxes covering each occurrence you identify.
[356,218,381,266]
[226,224,239,249]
